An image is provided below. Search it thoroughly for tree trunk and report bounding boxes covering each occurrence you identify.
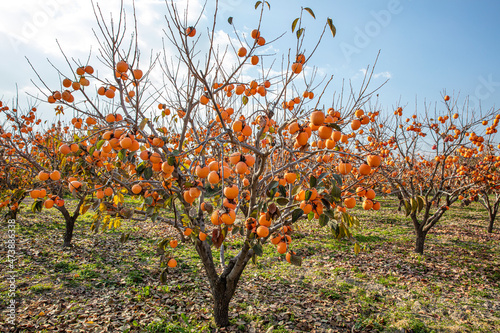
[212,281,232,327]
[487,211,496,233]
[63,216,75,247]
[415,228,427,254]
[56,205,79,248]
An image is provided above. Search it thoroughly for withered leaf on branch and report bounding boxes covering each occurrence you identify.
[212,228,224,249]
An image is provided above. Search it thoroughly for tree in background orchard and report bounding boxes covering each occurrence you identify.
[19,1,388,326]
[0,100,111,247]
[452,130,500,233]
[374,95,498,254]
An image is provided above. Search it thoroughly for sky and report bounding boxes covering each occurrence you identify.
[0,0,499,117]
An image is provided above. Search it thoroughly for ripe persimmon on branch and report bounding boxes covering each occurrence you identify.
[4,1,387,327]
[374,94,499,254]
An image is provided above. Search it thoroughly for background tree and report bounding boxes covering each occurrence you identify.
[374,96,498,253]
[0,100,102,247]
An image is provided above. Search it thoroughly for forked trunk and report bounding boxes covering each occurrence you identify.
[195,226,252,327]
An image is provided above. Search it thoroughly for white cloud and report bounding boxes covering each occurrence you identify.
[354,68,392,80]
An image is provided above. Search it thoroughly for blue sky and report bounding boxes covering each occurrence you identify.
[0,0,499,115]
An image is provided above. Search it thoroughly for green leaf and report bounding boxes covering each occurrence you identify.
[330,184,342,202]
[228,17,233,24]
[278,185,287,197]
[291,185,301,196]
[151,213,158,223]
[269,180,279,191]
[165,196,173,209]
[291,208,304,223]
[296,28,304,39]
[31,200,43,213]
[167,156,176,166]
[320,198,331,209]
[144,196,154,206]
[242,95,248,105]
[276,198,289,206]
[136,161,148,175]
[231,226,240,235]
[118,149,127,161]
[309,175,317,188]
[144,166,153,180]
[316,172,328,186]
[327,18,336,38]
[252,243,264,256]
[307,212,314,221]
[304,7,316,19]
[305,190,312,201]
[318,213,329,227]
[325,209,336,220]
[331,174,342,187]
[250,209,258,218]
[329,123,341,131]
[291,17,299,32]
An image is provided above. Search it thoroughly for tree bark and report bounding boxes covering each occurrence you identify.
[415,228,427,254]
[63,216,75,247]
[487,211,496,233]
[212,280,232,327]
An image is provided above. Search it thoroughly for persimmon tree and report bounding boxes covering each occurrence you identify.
[455,136,500,233]
[19,1,387,326]
[0,101,104,247]
[375,96,498,253]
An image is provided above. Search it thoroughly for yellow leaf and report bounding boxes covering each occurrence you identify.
[113,193,124,205]
[80,204,90,215]
[354,243,361,255]
[99,203,106,212]
[139,118,149,130]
